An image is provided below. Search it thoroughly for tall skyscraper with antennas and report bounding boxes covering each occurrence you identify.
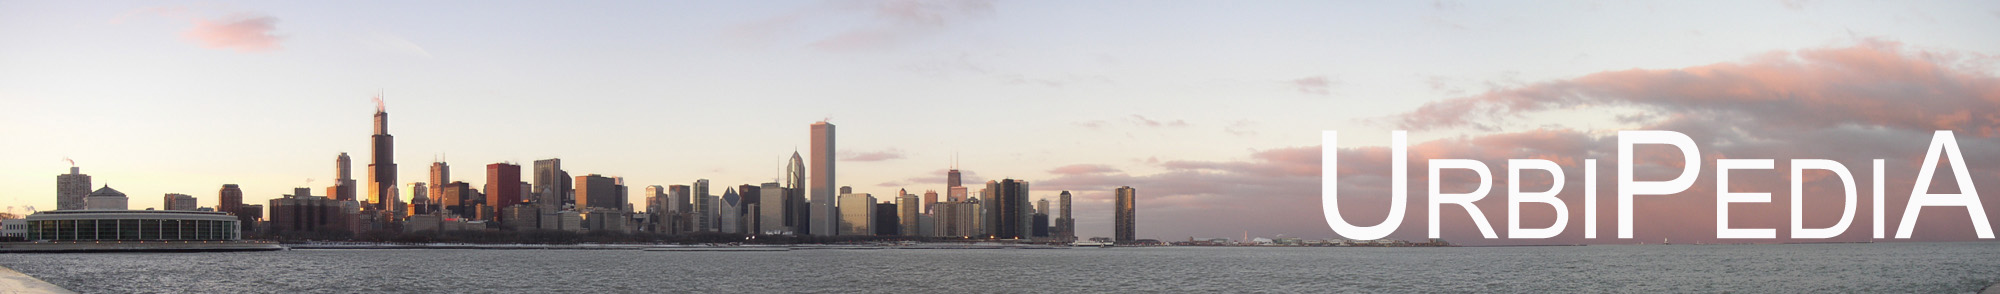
[367,98,398,211]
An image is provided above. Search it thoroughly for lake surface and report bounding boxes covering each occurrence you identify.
[2,242,1997,293]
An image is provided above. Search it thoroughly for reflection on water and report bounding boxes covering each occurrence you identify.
[1,242,1996,293]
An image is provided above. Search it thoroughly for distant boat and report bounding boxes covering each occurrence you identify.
[1664,238,1671,245]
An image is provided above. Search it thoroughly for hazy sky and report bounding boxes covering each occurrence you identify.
[2,1,1997,243]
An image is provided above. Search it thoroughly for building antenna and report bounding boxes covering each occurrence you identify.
[372,90,386,112]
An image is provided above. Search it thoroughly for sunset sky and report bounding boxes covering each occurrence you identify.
[2,1,1997,244]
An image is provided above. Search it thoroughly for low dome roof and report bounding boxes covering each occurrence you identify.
[89,185,126,197]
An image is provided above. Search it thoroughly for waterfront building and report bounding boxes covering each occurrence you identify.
[22,209,241,241]
[1033,213,1049,237]
[837,193,873,236]
[56,166,91,210]
[809,121,837,236]
[983,179,1030,239]
[367,103,398,211]
[1115,186,1137,244]
[164,193,197,211]
[269,187,350,234]
[1057,190,1074,241]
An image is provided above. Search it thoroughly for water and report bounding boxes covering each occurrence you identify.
[1,242,1997,293]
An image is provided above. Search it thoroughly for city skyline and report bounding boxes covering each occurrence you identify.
[4,1,1999,244]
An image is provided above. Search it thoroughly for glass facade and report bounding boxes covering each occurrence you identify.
[26,218,238,241]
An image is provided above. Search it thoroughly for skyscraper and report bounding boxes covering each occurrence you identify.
[367,102,398,211]
[737,184,761,229]
[757,182,787,234]
[486,163,523,214]
[575,174,618,210]
[1058,190,1074,241]
[1115,186,1137,244]
[899,192,918,236]
[219,184,245,220]
[809,121,837,236]
[786,152,808,234]
[333,153,357,202]
[837,193,874,236]
[533,159,564,206]
[721,187,741,234]
[56,166,90,211]
[922,190,939,213]
[693,179,711,232]
[984,179,1030,239]
[164,193,197,211]
[430,161,449,206]
[644,185,666,213]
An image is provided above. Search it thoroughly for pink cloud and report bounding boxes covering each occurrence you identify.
[1290,76,1335,95]
[1048,164,1121,175]
[182,13,283,53]
[842,148,909,162]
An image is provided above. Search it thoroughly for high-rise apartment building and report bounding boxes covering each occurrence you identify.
[984,179,1030,239]
[219,184,248,225]
[1058,190,1074,241]
[1115,186,1137,244]
[57,166,91,210]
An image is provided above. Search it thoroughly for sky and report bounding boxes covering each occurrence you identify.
[1,1,1998,244]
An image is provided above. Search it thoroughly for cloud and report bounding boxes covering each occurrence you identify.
[842,148,910,162]
[877,168,982,188]
[1072,120,1109,130]
[182,13,284,53]
[1055,41,2000,244]
[1224,120,1259,137]
[1290,76,1337,96]
[1396,40,2000,136]
[731,0,997,52]
[1048,164,1121,175]
[1128,115,1191,128]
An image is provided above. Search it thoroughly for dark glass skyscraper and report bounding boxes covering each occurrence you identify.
[985,179,1029,239]
[786,152,808,234]
[367,103,397,211]
[1115,186,1137,244]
